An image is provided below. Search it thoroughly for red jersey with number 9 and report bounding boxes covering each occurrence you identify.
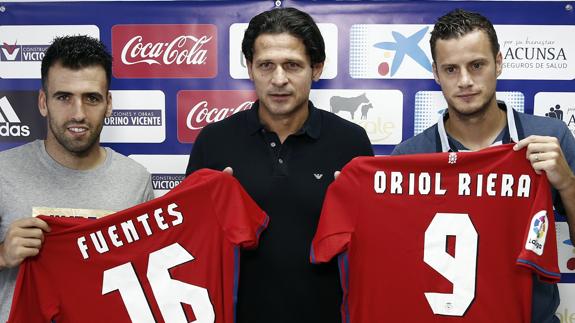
[8,169,268,323]
[311,144,560,322]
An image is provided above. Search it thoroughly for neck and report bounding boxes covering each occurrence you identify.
[445,102,507,151]
[258,104,309,143]
[43,138,107,170]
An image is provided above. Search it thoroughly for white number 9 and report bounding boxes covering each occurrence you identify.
[424,212,478,316]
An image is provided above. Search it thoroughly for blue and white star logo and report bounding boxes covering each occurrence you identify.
[373,27,432,77]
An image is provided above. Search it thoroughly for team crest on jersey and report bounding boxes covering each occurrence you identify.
[525,210,548,256]
[448,152,457,164]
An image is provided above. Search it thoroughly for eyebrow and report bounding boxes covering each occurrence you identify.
[437,63,457,69]
[254,57,306,64]
[469,58,488,64]
[51,91,72,97]
[83,92,105,99]
[438,58,488,68]
[51,91,104,99]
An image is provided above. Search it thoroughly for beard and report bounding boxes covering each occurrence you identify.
[47,115,104,156]
[447,91,497,120]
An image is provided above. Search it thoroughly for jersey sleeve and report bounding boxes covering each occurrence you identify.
[7,256,59,322]
[310,159,360,264]
[516,173,561,283]
[210,171,268,249]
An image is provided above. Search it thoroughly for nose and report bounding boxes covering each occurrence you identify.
[70,98,87,122]
[458,69,473,88]
[271,66,288,87]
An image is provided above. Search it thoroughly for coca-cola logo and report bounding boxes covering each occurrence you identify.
[177,90,258,143]
[112,24,217,78]
[121,35,211,66]
[187,100,252,130]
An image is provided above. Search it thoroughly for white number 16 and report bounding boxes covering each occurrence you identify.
[102,243,215,322]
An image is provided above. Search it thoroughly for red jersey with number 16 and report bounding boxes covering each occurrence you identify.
[311,144,560,322]
[8,169,269,323]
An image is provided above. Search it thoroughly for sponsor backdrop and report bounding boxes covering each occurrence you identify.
[0,0,573,318]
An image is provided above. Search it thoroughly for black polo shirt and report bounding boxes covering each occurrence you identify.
[186,100,373,323]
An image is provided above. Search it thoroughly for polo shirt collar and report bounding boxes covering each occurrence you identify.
[246,100,321,139]
[437,101,519,152]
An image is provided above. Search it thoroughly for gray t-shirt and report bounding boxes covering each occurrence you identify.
[0,140,154,321]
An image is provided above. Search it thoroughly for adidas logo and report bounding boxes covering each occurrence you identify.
[0,96,30,137]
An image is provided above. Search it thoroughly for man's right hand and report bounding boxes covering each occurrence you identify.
[0,217,50,269]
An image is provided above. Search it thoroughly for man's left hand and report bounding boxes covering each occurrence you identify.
[514,135,575,191]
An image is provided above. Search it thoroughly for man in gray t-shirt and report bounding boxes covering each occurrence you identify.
[0,36,154,321]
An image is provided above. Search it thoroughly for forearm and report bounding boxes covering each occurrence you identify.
[0,242,7,270]
[558,177,575,244]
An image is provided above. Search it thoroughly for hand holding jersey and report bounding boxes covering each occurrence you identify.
[513,136,575,185]
[515,135,575,243]
[0,218,50,269]
[515,135,575,187]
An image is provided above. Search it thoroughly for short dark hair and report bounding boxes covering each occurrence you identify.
[430,9,499,62]
[242,7,325,66]
[41,35,112,90]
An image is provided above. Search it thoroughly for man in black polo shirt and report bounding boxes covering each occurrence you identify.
[185,7,373,323]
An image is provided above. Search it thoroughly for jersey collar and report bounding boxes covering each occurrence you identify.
[437,101,519,152]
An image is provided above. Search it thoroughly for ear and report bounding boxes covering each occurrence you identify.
[105,91,113,118]
[432,62,440,85]
[246,60,254,81]
[311,62,324,82]
[495,51,502,77]
[38,89,48,117]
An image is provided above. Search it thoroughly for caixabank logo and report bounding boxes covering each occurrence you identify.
[350,24,433,79]
[0,25,99,79]
[112,24,217,78]
[0,92,45,142]
[177,90,257,143]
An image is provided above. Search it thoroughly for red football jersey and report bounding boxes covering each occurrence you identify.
[8,169,268,323]
[311,144,560,322]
